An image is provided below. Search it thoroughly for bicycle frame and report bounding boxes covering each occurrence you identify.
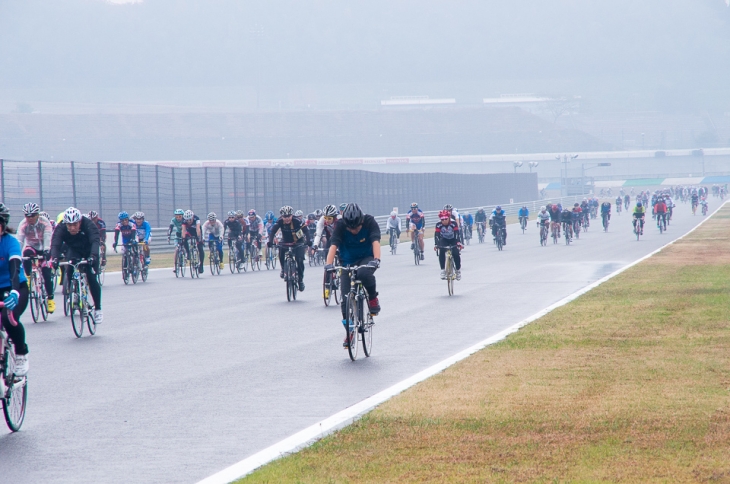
[334,264,375,360]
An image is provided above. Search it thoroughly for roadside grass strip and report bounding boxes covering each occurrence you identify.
[236,206,730,483]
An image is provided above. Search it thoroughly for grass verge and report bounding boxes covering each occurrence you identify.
[238,206,730,483]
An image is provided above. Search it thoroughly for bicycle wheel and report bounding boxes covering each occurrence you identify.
[346,294,359,361]
[413,244,420,265]
[446,252,454,296]
[29,273,40,323]
[86,304,96,335]
[122,255,130,285]
[290,263,298,301]
[141,262,149,281]
[496,231,503,251]
[39,281,48,321]
[63,275,71,316]
[209,246,216,274]
[70,283,84,338]
[362,312,373,358]
[285,260,293,301]
[2,346,27,432]
[190,247,199,278]
[131,256,139,284]
[323,271,332,306]
[180,251,187,278]
[229,248,236,273]
[98,264,106,286]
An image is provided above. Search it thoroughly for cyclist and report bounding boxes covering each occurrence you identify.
[571,203,583,235]
[223,210,245,266]
[600,201,611,227]
[461,211,473,240]
[18,203,55,313]
[654,197,668,230]
[489,206,507,245]
[518,205,529,230]
[580,198,590,225]
[406,202,425,260]
[112,212,138,256]
[294,210,304,223]
[0,203,30,376]
[549,204,562,238]
[615,195,623,213]
[168,209,184,241]
[434,209,462,280]
[474,207,487,239]
[385,211,401,243]
[324,203,381,347]
[267,206,309,291]
[202,213,225,269]
[691,191,700,214]
[182,210,205,274]
[50,207,102,324]
[88,211,107,265]
[132,212,152,265]
[246,209,266,261]
[536,206,550,238]
[263,210,277,237]
[305,214,318,255]
[41,212,55,230]
[313,204,340,250]
[313,209,323,221]
[633,202,646,235]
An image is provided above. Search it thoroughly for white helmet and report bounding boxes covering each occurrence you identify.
[207,212,217,221]
[390,211,397,217]
[322,204,338,217]
[183,210,194,221]
[540,206,546,211]
[63,207,82,224]
[23,202,40,216]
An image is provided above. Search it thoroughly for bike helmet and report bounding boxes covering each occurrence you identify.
[183,210,194,221]
[341,203,364,229]
[411,202,418,209]
[323,204,338,217]
[0,203,10,225]
[280,206,294,216]
[174,208,184,216]
[207,212,217,221]
[118,211,129,221]
[307,213,316,220]
[443,204,453,211]
[88,210,98,218]
[314,209,323,217]
[133,211,145,219]
[248,209,256,217]
[64,207,82,224]
[478,207,485,212]
[574,203,579,208]
[227,210,236,217]
[264,210,275,220]
[438,209,450,220]
[637,202,642,207]
[540,206,546,211]
[235,210,244,217]
[23,202,40,216]
[39,211,50,220]
[339,203,347,212]
[495,206,502,211]
[294,210,304,217]
[390,211,397,217]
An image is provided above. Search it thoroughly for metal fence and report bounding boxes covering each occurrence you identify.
[0,159,537,227]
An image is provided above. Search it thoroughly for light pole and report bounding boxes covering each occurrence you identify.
[528,161,539,173]
[581,162,611,196]
[556,154,578,196]
[513,161,523,173]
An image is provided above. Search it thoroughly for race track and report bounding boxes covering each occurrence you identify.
[0,205,706,483]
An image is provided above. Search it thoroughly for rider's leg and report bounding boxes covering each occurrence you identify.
[418,232,424,251]
[85,263,102,310]
[452,246,462,270]
[438,247,446,269]
[1,284,29,355]
[41,266,54,300]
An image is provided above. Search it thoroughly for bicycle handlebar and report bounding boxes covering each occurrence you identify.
[0,302,18,327]
[59,259,89,269]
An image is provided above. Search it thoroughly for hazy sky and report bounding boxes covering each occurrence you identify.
[1,1,729,110]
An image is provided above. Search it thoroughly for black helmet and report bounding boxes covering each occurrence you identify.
[0,203,9,224]
[341,203,364,229]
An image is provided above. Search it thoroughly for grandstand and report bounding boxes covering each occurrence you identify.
[0,107,608,163]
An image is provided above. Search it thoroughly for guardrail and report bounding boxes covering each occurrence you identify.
[123,194,591,254]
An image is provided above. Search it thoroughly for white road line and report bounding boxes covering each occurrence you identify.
[197,202,726,484]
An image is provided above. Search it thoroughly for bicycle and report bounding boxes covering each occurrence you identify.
[323,253,341,307]
[187,237,201,278]
[583,213,590,232]
[279,243,301,302]
[334,264,375,361]
[463,225,472,245]
[137,241,149,282]
[59,260,97,338]
[120,242,140,285]
[440,247,457,296]
[0,301,27,432]
[172,236,187,278]
[388,228,398,255]
[656,212,666,234]
[98,244,107,286]
[564,222,573,245]
[538,222,548,246]
[551,222,560,245]
[265,244,278,270]
[692,202,698,215]
[23,255,49,323]
[602,213,610,232]
[573,218,581,239]
[411,228,423,265]
[476,222,486,243]
[702,203,708,216]
[248,238,262,271]
[519,216,527,233]
[206,237,221,276]
[633,218,643,241]
[228,238,243,273]
[494,226,505,251]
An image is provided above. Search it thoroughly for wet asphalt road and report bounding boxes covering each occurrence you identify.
[0,204,707,483]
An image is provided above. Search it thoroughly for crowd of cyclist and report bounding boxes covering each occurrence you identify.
[1,183,719,375]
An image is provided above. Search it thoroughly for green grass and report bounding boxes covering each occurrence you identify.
[236,206,730,483]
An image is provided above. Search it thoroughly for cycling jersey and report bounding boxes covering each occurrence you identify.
[385,216,401,231]
[313,216,338,247]
[92,218,107,241]
[518,208,529,218]
[169,217,183,237]
[202,219,225,239]
[490,210,506,227]
[17,216,53,251]
[434,220,460,247]
[134,220,152,243]
[600,203,611,214]
[182,216,201,238]
[462,214,473,226]
[474,211,487,223]
[633,207,645,217]
[549,208,562,222]
[406,210,425,230]
[114,221,138,245]
[654,202,667,213]
[571,208,582,221]
[267,217,309,246]
[561,210,573,223]
[537,211,550,224]
[246,215,266,237]
[224,219,243,238]
[0,234,27,287]
[329,214,380,265]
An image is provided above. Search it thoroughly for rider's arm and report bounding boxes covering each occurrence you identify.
[85,217,100,258]
[113,225,120,246]
[267,219,281,246]
[7,237,23,292]
[313,216,325,247]
[16,219,27,248]
[50,223,65,260]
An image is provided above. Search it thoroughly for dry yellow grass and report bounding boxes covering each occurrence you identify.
[239,206,730,483]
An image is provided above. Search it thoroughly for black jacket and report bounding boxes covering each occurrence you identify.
[267,217,311,246]
[51,217,100,260]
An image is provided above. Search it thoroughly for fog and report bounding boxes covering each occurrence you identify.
[2,0,729,112]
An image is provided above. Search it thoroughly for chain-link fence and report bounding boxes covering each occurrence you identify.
[0,159,537,226]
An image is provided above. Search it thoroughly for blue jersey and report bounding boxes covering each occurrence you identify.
[518,208,529,217]
[115,222,138,244]
[407,210,425,230]
[134,220,151,242]
[462,214,473,225]
[0,234,27,288]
